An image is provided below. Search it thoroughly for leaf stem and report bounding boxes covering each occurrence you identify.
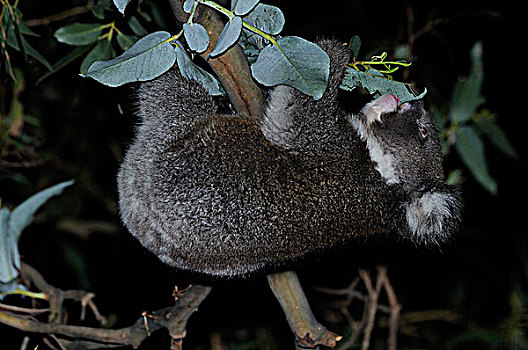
[197,0,278,46]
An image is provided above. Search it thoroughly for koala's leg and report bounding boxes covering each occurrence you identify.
[267,271,342,348]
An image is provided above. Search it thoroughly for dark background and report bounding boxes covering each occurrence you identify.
[1,0,525,349]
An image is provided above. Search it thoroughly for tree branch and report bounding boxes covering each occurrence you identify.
[0,264,211,349]
[315,266,401,350]
[267,271,342,348]
[169,0,265,118]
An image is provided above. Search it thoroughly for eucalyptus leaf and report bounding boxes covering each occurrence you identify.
[455,125,497,194]
[1,180,74,286]
[116,33,139,50]
[0,208,19,285]
[20,36,53,70]
[113,0,131,14]
[175,43,224,96]
[80,39,116,74]
[83,31,176,87]
[183,0,194,13]
[37,46,92,84]
[9,180,75,241]
[209,16,243,57]
[340,68,426,103]
[54,23,103,46]
[128,15,148,36]
[244,3,284,36]
[233,0,260,16]
[449,41,485,123]
[183,23,210,53]
[251,36,329,100]
[474,115,518,159]
[349,35,361,59]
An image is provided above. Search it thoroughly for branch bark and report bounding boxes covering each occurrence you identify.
[267,271,342,348]
[169,0,265,118]
[0,264,211,349]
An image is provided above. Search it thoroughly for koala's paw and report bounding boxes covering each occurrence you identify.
[361,94,399,125]
[404,190,462,246]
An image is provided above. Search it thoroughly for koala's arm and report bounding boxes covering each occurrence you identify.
[134,69,217,148]
[261,39,351,151]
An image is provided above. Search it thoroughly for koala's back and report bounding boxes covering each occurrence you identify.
[121,111,393,277]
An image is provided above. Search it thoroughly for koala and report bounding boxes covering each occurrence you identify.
[117,39,462,278]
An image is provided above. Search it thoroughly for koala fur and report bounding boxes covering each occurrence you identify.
[117,39,462,278]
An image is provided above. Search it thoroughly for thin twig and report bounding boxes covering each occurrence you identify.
[24,4,92,27]
[0,303,50,314]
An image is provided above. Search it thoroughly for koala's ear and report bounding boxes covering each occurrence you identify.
[403,186,462,246]
[361,94,399,125]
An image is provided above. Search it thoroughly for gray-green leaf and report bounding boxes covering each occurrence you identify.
[244,3,284,36]
[0,208,19,285]
[9,180,75,241]
[349,35,361,59]
[1,180,74,286]
[175,43,224,96]
[474,115,518,159]
[449,41,485,123]
[233,0,260,16]
[454,125,497,194]
[340,68,426,103]
[251,36,329,100]
[183,0,194,13]
[210,16,243,57]
[83,31,176,87]
[54,23,103,46]
[113,0,131,14]
[80,39,116,74]
[183,23,210,53]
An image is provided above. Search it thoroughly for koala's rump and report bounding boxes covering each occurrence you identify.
[122,115,392,277]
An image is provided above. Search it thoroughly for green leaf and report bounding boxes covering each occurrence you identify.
[449,41,485,123]
[0,208,19,285]
[80,39,116,74]
[209,16,243,57]
[37,46,92,84]
[83,31,176,87]
[233,0,260,16]
[20,36,53,70]
[113,0,132,14]
[54,23,103,46]
[9,180,75,241]
[175,43,224,96]
[183,0,194,13]
[244,3,284,36]
[128,15,148,37]
[251,36,329,100]
[91,0,112,19]
[183,23,210,53]
[349,35,361,59]
[116,33,139,51]
[340,68,426,103]
[474,114,518,159]
[454,125,497,194]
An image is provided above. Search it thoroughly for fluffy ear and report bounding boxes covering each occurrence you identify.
[402,185,462,246]
[360,94,399,125]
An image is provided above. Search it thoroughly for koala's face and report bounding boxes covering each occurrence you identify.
[349,95,445,191]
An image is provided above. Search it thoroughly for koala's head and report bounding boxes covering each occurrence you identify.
[349,94,444,191]
[350,94,462,245]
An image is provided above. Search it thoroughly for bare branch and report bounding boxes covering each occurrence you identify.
[267,271,342,348]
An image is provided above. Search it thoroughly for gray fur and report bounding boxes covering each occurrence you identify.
[117,39,462,278]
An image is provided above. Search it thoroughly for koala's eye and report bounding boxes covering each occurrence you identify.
[417,121,428,140]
